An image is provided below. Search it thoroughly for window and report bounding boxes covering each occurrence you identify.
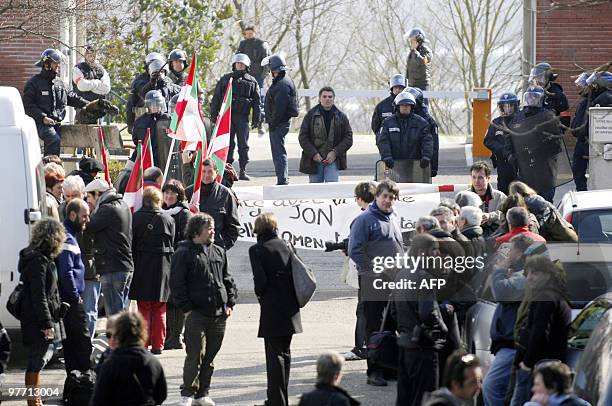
[568,302,611,350]
[577,210,612,243]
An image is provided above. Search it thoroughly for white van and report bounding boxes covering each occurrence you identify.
[0,86,47,334]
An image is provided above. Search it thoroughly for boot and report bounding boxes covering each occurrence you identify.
[239,165,251,181]
[25,371,44,405]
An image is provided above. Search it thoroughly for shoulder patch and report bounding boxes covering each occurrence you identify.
[389,127,400,132]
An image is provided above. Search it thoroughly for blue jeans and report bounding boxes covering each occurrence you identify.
[269,121,290,185]
[100,272,132,316]
[309,161,339,183]
[483,348,515,406]
[83,279,101,339]
[37,124,61,156]
[510,367,533,406]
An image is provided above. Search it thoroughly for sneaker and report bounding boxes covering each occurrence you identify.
[343,350,363,361]
[239,170,251,181]
[193,396,215,406]
[180,396,193,406]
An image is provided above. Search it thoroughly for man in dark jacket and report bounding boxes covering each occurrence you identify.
[211,53,262,180]
[126,52,164,134]
[84,179,133,316]
[482,234,533,406]
[377,92,433,171]
[299,351,360,406]
[170,213,237,406]
[298,86,353,182]
[348,180,404,387]
[262,54,299,185]
[511,255,571,406]
[394,233,447,406]
[371,74,406,136]
[484,92,520,194]
[57,199,93,373]
[23,49,91,156]
[405,28,433,91]
[138,58,181,111]
[237,25,271,134]
[529,63,570,120]
[196,158,240,250]
[132,90,171,166]
[405,87,440,176]
[422,352,483,406]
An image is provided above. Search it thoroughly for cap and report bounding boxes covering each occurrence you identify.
[84,178,110,193]
[79,157,104,173]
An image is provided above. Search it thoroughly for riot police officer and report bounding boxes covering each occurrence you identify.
[126,52,166,134]
[571,71,612,191]
[509,86,562,202]
[483,92,519,194]
[405,86,440,177]
[168,49,188,86]
[376,92,433,170]
[529,62,569,124]
[405,28,432,92]
[371,73,405,135]
[132,90,171,166]
[138,58,181,108]
[262,54,299,185]
[211,53,262,181]
[23,49,91,156]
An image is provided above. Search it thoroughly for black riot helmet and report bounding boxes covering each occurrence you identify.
[406,28,426,45]
[497,92,519,116]
[145,90,167,114]
[35,48,65,67]
[262,54,288,72]
[522,85,545,108]
[529,62,558,87]
[389,74,406,91]
[168,49,188,69]
[405,87,425,106]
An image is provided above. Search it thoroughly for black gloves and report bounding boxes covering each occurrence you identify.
[508,154,517,166]
[420,159,430,168]
[383,158,394,169]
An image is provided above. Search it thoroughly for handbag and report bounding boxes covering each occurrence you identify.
[367,296,398,371]
[6,279,25,320]
[286,242,316,308]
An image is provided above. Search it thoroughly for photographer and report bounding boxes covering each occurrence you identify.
[404,28,433,92]
[329,182,376,361]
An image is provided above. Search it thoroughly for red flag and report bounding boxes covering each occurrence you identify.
[97,127,111,184]
[142,128,154,170]
[207,77,232,183]
[188,141,204,213]
[123,142,144,212]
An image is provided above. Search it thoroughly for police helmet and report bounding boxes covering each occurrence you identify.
[394,92,416,107]
[574,72,591,88]
[145,90,167,114]
[168,49,187,62]
[84,44,97,54]
[529,62,558,87]
[405,87,424,105]
[405,28,426,44]
[262,54,288,72]
[522,86,545,108]
[389,74,406,90]
[148,58,168,76]
[586,71,612,90]
[232,53,251,68]
[497,92,519,116]
[35,48,66,67]
[145,52,165,66]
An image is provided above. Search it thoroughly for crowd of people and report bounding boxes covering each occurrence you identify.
[9,21,612,406]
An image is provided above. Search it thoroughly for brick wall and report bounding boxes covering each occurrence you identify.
[536,0,612,109]
[0,3,61,94]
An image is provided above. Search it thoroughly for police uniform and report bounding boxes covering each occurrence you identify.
[371,94,395,136]
[377,112,433,163]
[484,115,517,194]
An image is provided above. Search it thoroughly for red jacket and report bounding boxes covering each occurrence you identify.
[495,226,546,248]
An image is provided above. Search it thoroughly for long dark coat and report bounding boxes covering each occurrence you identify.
[129,208,175,302]
[249,232,303,338]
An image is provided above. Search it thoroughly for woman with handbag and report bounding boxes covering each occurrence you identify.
[129,187,175,354]
[17,218,66,406]
[249,213,303,406]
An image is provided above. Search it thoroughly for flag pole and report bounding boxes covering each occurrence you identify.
[162,137,176,185]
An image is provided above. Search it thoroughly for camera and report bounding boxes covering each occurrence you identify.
[324,238,348,253]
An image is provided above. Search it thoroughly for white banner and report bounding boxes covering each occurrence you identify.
[237,192,441,250]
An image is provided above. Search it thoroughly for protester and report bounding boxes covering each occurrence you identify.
[489,193,539,239]
[84,178,134,316]
[57,199,93,373]
[130,187,175,354]
[171,214,237,406]
[59,174,85,220]
[495,207,546,248]
[93,314,118,375]
[468,161,506,236]
[525,361,591,406]
[18,219,66,406]
[298,86,353,183]
[457,206,486,257]
[510,255,572,406]
[298,351,360,406]
[161,179,192,350]
[454,190,481,209]
[422,352,483,406]
[45,162,65,221]
[144,166,164,189]
[69,157,103,188]
[90,311,167,406]
[348,180,404,387]
[249,212,302,406]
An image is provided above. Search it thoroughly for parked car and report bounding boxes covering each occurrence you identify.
[462,242,612,375]
[571,292,612,405]
[558,189,612,242]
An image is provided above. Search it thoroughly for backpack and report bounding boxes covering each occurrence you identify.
[63,370,95,406]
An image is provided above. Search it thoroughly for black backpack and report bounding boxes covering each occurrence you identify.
[63,370,95,406]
